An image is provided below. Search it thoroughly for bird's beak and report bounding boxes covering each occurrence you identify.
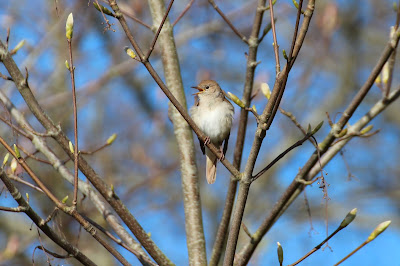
[191,86,205,95]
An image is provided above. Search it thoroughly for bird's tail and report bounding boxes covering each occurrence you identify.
[206,149,218,184]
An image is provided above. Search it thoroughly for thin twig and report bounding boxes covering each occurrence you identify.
[0,171,96,266]
[80,213,158,265]
[268,0,280,73]
[34,245,72,259]
[67,38,79,209]
[252,131,314,181]
[384,0,400,98]
[144,0,175,61]
[42,207,59,225]
[236,21,400,265]
[208,0,249,44]
[0,137,131,266]
[0,205,27,212]
[17,145,52,165]
[0,72,13,81]
[34,229,52,264]
[245,107,260,123]
[279,107,317,148]
[98,0,152,29]
[0,38,162,265]
[8,174,45,193]
[108,0,241,180]
[210,1,268,264]
[172,0,194,27]
[0,116,31,139]
[333,242,367,266]
[290,224,344,265]
[288,0,303,64]
[241,222,253,239]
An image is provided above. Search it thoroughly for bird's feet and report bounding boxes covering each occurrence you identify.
[204,136,211,145]
[219,145,225,161]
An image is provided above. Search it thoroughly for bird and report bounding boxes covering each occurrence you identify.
[190,80,234,184]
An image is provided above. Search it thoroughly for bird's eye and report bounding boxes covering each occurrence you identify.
[205,85,210,89]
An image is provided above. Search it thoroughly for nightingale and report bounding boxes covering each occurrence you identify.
[190,80,234,184]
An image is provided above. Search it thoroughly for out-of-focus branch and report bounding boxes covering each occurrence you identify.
[0,170,96,266]
[108,0,241,179]
[172,0,194,27]
[145,0,174,61]
[252,124,320,182]
[0,89,154,265]
[208,0,249,44]
[224,1,315,265]
[268,0,280,73]
[306,87,400,181]
[148,0,206,264]
[65,13,79,208]
[290,208,357,266]
[210,0,268,264]
[0,39,170,265]
[0,137,131,266]
[235,24,400,266]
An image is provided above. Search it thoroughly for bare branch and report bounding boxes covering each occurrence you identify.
[208,0,249,44]
[268,0,280,73]
[172,0,194,27]
[144,0,175,61]
[0,170,96,266]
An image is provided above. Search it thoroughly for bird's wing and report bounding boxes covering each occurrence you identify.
[222,132,230,155]
[198,138,205,155]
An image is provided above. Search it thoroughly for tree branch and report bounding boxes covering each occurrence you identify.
[208,0,249,44]
[210,0,268,264]
[224,1,315,265]
[0,39,169,265]
[0,88,153,265]
[235,24,400,266]
[0,170,96,266]
[148,0,207,264]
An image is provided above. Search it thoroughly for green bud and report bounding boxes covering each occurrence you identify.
[227,92,245,108]
[312,121,324,135]
[66,13,74,40]
[93,2,114,16]
[13,144,21,158]
[360,125,373,135]
[339,208,357,229]
[62,195,69,204]
[11,40,26,54]
[124,46,136,59]
[106,133,117,145]
[382,63,389,84]
[69,141,74,154]
[282,49,288,60]
[2,153,10,167]
[292,0,299,9]
[307,124,312,134]
[367,220,391,243]
[337,128,347,138]
[277,242,283,265]
[10,158,17,174]
[260,83,271,99]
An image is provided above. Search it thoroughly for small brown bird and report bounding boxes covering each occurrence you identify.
[190,80,234,184]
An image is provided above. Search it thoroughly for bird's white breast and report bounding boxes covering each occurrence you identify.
[191,101,233,144]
